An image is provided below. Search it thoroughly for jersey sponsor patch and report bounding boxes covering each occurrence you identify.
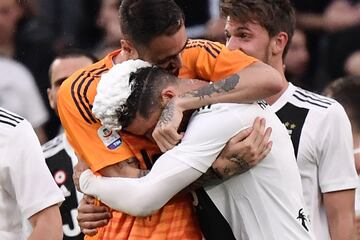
[97,126,122,150]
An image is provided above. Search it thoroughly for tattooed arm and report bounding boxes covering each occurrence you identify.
[98,157,149,178]
[153,62,281,152]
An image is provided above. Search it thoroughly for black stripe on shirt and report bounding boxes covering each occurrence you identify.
[83,68,108,110]
[0,110,24,127]
[208,42,221,55]
[0,114,20,124]
[0,119,16,127]
[71,65,106,123]
[294,90,332,106]
[0,109,24,121]
[293,94,329,109]
[186,41,218,58]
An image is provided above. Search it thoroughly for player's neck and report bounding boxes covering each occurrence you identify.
[266,59,289,105]
[0,42,15,58]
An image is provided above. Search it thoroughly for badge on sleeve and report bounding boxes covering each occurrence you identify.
[97,126,122,150]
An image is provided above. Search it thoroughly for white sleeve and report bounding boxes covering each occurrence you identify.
[79,104,251,216]
[317,102,358,193]
[8,120,64,219]
[80,156,202,217]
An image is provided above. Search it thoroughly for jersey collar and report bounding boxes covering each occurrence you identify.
[270,82,297,112]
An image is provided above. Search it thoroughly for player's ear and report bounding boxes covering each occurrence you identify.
[47,88,56,110]
[272,32,288,56]
[120,39,139,59]
[160,87,177,106]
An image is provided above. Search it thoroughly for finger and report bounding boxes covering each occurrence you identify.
[252,118,266,147]
[82,229,98,236]
[228,127,253,145]
[152,129,167,152]
[161,127,183,145]
[78,204,110,214]
[80,219,109,230]
[157,129,181,146]
[77,210,112,222]
[153,129,177,152]
[83,195,95,204]
[258,127,272,153]
[245,117,262,144]
[258,141,272,160]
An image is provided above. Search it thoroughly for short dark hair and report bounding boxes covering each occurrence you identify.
[119,0,184,49]
[220,0,296,57]
[54,48,98,63]
[49,48,98,80]
[323,76,360,130]
[116,67,178,129]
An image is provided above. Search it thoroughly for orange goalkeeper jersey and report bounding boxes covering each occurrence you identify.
[58,39,257,240]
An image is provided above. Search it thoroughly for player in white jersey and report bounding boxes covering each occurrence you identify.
[323,76,360,239]
[221,0,358,239]
[42,49,97,239]
[77,62,314,239]
[0,107,64,240]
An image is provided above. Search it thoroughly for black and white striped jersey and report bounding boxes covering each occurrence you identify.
[0,108,64,239]
[0,107,24,129]
[270,83,358,239]
[42,134,83,240]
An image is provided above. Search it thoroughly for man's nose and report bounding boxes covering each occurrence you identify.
[226,37,239,51]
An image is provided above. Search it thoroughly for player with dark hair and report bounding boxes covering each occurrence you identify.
[78,61,313,240]
[221,0,358,239]
[58,0,282,239]
[43,49,97,240]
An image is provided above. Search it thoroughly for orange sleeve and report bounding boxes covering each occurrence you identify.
[57,62,134,173]
[180,39,259,82]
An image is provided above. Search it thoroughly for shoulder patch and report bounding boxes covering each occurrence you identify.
[97,126,122,150]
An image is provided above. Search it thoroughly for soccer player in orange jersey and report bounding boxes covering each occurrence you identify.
[58,0,282,239]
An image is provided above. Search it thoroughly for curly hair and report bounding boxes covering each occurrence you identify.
[116,67,179,129]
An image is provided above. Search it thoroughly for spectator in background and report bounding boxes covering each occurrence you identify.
[285,28,310,89]
[176,0,222,39]
[204,17,226,44]
[42,49,97,240]
[0,107,64,239]
[345,50,360,76]
[36,0,83,51]
[0,57,48,143]
[0,0,57,139]
[291,0,360,91]
[94,0,123,58]
[323,76,360,239]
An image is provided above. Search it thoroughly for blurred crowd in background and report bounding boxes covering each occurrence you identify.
[0,0,359,142]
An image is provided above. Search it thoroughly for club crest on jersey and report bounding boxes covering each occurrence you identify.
[97,126,122,150]
[284,122,297,136]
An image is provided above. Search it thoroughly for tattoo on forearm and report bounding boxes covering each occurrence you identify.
[182,74,240,99]
[180,168,222,193]
[137,170,150,178]
[157,100,176,127]
[118,157,140,169]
